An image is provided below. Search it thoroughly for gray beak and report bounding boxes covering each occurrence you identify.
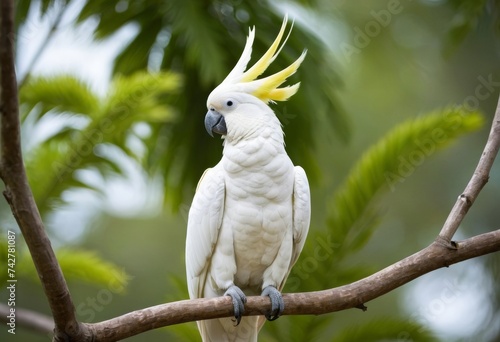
[204,109,227,137]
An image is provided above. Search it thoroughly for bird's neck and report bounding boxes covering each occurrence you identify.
[225,112,284,143]
[221,116,286,169]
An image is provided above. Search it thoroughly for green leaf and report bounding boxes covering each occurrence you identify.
[20,75,100,120]
[164,0,228,85]
[17,248,130,292]
[104,71,180,122]
[69,1,348,208]
[288,107,483,297]
[23,72,181,215]
[56,249,130,292]
[327,107,484,258]
[0,239,128,291]
[443,0,488,56]
[113,18,163,75]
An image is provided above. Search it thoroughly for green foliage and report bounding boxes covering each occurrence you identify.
[20,72,181,215]
[286,107,483,296]
[68,0,348,208]
[55,249,130,292]
[0,240,129,291]
[259,107,483,341]
[10,1,496,341]
[444,0,490,55]
[166,107,484,341]
[20,75,100,118]
[326,107,484,261]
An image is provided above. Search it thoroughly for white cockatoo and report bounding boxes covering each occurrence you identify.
[186,16,310,342]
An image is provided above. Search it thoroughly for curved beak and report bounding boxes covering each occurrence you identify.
[204,110,227,137]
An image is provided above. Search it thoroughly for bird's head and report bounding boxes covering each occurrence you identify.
[205,15,306,139]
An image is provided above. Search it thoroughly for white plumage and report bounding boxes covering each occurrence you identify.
[186,16,310,342]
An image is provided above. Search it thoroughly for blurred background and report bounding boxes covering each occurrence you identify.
[1,0,499,341]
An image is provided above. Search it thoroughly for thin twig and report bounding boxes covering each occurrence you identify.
[18,1,68,88]
[438,97,500,246]
[0,303,54,334]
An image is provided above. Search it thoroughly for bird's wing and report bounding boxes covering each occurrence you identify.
[186,165,225,299]
[259,166,310,330]
[289,166,311,270]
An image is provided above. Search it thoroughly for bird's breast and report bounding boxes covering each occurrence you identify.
[220,141,295,291]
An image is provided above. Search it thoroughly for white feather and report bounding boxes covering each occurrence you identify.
[186,102,310,341]
[186,16,309,342]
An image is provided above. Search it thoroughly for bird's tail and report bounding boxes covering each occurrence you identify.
[198,316,259,342]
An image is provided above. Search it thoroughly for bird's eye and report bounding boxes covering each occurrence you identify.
[210,107,215,111]
[226,100,233,107]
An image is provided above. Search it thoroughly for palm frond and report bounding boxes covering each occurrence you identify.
[22,72,181,215]
[20,75,100,120]
[270,109,482,341]
[0,239,129,291]
[72,0,347,208]
[284,107,483,298]
[327,107,484,260]
[55,249,130,292]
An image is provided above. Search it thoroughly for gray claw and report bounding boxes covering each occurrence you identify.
[261,285,284,321]
[224,285,247,325]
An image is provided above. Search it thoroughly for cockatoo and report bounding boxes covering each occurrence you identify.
[186,16,310,342]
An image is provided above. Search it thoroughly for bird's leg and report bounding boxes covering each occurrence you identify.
[261,285,284,321]
[224,285,247,325]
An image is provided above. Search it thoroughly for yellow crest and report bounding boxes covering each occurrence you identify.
[219,15,306,103]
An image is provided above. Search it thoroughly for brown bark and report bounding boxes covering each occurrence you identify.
[0,0,499,340]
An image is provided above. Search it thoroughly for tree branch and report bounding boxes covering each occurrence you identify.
[80,92,500,341]
[1,0,499,340]
[438,97,500,245]
[85,229,500,341]
[0,1,86,340]
[18,2,69,88]
[0,303,54,335]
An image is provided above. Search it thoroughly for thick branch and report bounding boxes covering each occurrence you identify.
[87,230,500,341]
[438,97,500,244]
[0,1,84,340]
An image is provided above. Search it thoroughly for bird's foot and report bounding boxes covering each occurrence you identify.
[261,285,284,321]
[224,285,247,326]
